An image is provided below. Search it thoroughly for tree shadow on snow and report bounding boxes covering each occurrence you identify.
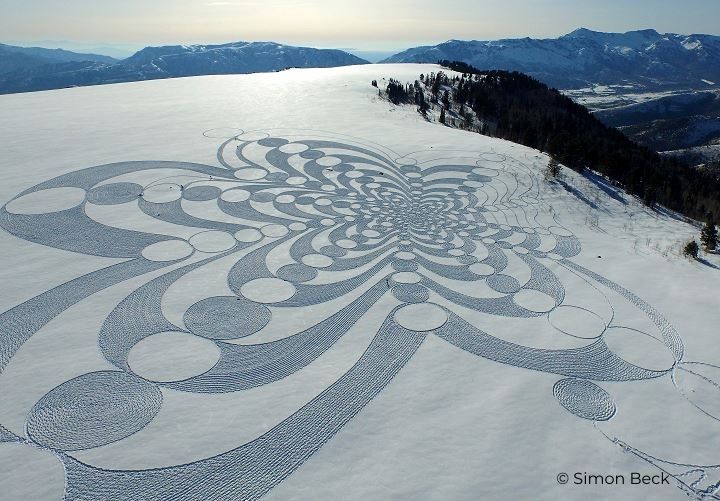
[697,257,720,271]
[582,171,627,205]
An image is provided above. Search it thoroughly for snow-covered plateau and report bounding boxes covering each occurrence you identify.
[0,64,718,501]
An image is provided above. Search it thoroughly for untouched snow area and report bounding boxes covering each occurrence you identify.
[0,64,719,501]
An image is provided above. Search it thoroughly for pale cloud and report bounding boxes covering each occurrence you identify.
[1,0,719,50]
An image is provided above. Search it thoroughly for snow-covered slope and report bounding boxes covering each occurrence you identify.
[0,64,719,501]
[382,29,720,90]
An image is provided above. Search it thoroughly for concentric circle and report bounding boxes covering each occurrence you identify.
[553,378,616,421]
[26,371,163,451]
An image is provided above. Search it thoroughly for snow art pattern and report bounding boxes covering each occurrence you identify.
[1,129,718,499]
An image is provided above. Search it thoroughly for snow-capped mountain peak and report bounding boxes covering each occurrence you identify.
[382,29,720,89]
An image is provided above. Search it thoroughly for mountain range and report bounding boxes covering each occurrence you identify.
[0,43,117,75]
[0,42,368,94]
[381,28,720,90]
[3,30,718,94]
[2,30,718,160]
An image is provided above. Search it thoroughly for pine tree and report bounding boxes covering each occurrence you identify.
[684,240,699,259]
[544,156,561,180]
[442,90,451,110]
[701,219,718,251]
[416,90,428,114]
[439,106,446,124]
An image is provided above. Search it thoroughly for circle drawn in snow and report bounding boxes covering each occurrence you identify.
[487,274,521,294]
[279,143,309,154]
[317,156,342,167]
[203,128,244,138]
[393,272,422,284]
[286,176,307,185]
[363,230,381,238]
[236,131,269,142]
[182,186,221,201]
[261,224,289,238]
[513,289,556,313]
[395,157,418,166]
[128,331,220,381]
[26,371,162,451]
[553,378,616,421]
[184,297,271,340]
[189,231,236,253]
[549,306,605,339]
[300,150,324,160]
[479,152,506,162]
[603,327,676,372]
[674,363,720,421]
[6,187,86,214]
[394,303,448,331]
[0,442,65,501]
[472,166,500,177]
[142,240,194,262]
[470,263,494,276]
[276,194,296,204]
[234,228,263,243]
[241,278,296,304]
[87,183,142,205]
[336,239,358,249]
[395,252,416,261]
[142,184,182,203]
[276,263,317,283]
[257,138,288,148]
[289,222,307,232]
[221,189,251,202]
[302,254,334,268]
[234,168,268,181]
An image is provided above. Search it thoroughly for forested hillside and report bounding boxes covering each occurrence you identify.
[383,60,720,221]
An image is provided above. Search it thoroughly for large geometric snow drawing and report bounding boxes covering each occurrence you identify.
[0,129,713,499]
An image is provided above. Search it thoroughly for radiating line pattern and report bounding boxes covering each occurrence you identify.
[0,129,714,499]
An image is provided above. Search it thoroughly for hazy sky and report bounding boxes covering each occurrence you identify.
[2,0,719,52]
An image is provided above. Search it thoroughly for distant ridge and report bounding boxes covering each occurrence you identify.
[0,43,117,75]
[0,41,369,94]
[381,29,720,89]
